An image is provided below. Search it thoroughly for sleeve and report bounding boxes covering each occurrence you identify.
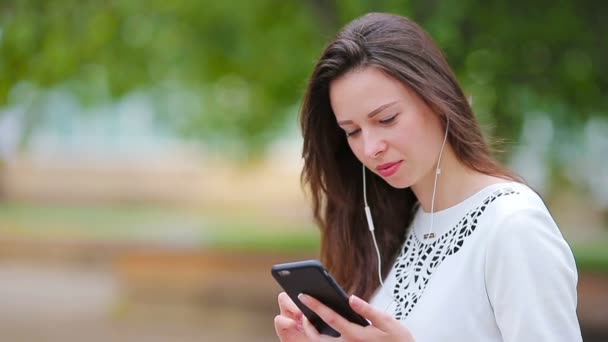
[484,208,582,342]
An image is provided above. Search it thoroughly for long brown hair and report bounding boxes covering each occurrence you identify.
[300,13,519,300]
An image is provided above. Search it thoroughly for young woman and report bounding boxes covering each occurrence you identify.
[274,12,582,341]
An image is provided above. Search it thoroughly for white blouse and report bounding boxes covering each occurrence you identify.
[370,182,582,342]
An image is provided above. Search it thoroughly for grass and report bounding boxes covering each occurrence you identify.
[0,200,319,251]
[204,227,319,254]
[0,201,202,240]
[0,201,606,269]
[572,243,608,273]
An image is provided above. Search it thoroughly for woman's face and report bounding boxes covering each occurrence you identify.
[329,66,446,189]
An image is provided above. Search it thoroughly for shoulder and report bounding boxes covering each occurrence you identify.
[480,182,576,274]
[472,182,576,265]
[479,182,558,236]
[482,182,549,216]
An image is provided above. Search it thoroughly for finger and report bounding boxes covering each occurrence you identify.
[301,315,324,341]
[274,315,304,335]
[278,292,302,318]
[299,293,366,338]
[349,294,395,331]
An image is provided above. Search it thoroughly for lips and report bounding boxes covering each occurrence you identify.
[375,161,403,177]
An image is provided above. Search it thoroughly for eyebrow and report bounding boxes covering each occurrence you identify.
[337,101,398,125]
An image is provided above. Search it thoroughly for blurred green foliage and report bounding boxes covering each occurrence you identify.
[0,0,606,155]
[573,243,608,273]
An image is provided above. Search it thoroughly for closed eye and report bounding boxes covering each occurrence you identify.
[379,113,399,124]
[345,128,361,137]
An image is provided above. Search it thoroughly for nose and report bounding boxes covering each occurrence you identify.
[363,130,387,159]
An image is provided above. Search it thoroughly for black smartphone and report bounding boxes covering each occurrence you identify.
[271,259,369,337]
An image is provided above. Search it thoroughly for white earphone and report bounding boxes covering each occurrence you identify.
[363,118,450,287]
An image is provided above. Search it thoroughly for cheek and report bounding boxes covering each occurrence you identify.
[347,140,366,163]
[387,130,414,155]
[406,133,439,168]
[392,116,427,153]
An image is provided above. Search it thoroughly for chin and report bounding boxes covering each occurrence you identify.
[384,176,413,189]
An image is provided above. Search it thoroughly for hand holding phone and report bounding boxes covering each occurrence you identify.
[271,260,369,337]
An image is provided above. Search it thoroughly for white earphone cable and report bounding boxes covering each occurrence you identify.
[423,118,450,240]
[363,118,450,311]
[363,166,384,286]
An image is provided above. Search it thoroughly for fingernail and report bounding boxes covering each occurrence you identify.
[298,293,308,303]
[350,294,363,307]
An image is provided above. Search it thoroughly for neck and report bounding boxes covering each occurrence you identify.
[411,147,505,213]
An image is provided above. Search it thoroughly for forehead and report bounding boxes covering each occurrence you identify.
[329,66,413,120]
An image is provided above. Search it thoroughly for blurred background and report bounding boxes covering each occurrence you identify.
[0,0,607,341]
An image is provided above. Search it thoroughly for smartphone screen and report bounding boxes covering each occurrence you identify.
[271,260,369,337]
